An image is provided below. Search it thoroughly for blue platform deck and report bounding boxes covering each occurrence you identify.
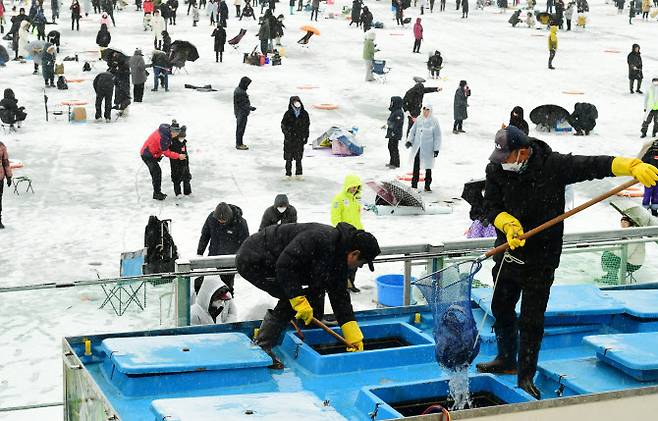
[64,284,658,420]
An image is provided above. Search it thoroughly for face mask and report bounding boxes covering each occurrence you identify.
[501,161,524,172]
[293,101,301,108]
[277,206,287,213]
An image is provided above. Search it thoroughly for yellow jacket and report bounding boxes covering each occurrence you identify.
[548,26,558,50]
[331,174,363,229]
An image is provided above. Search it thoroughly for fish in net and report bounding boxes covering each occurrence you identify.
[414,261,482,370]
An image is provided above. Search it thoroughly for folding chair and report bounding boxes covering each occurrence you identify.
[372,59,391,83]
[99,248,148,316]
[228,29,247,53]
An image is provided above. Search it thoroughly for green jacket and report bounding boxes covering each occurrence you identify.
[331,174,363,229]
[646,85,658,111]
[363,39,375,61]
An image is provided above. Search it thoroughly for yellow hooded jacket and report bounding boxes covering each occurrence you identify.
[548,26,558,51]
[331,174,364,229]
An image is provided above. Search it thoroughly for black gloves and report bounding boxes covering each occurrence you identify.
[405,142,412,149]
[250,106,256,111]
[6,177,11,187]
[434,151,439,157]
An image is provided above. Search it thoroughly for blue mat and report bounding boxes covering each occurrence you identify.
[583,332,658,381]
[472,285,625,325]
[606,290,658,319]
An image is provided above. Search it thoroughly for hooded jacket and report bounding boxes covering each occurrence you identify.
[427,51,442,70]
[454,81,470,121]
[351,0,362,21]
[169,133,191,182]
[281,96,310,159]
[140,124,182,160]
[129,52,147,85]
[628,44,643,80]
[362,32,376,61]
[236,222,364,325]
[151,12,166,40]
[96,23,111,47]
[331,174,364,229]
[197,204,250,256]
[403,82,440,117]
[386,96,404,141]
[233,76,253,117]
[484,139,614,270]
[212,26,227,52]
[259,194,298,231]
[408,103,442,170]
[0,89,21,119]
[190,276,237,325]
[93,71,115,96]
[509,106,529,135]
[413,18,423,40]
[645,83,658,111]
[548,25,558,50]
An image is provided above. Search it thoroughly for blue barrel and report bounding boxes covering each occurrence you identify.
[376,274,415,307]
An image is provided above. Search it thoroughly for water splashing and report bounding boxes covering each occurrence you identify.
[447,365,472,410]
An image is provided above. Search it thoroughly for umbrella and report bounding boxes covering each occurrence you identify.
[101,46,128,62]
[529,104,570,128]
[299,25,320,35]
[365,180,424,209]
[170,40,199,62]
[0,46,9,65]
[461,178,487,222]
[26,40,47,64]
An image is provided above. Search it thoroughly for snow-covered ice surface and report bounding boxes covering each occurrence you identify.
[1,0,658,416]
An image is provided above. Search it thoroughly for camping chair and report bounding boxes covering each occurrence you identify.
[228,29,247,53]
[372,59,391,83]
[297,31,314,46]
[99,248,148,316]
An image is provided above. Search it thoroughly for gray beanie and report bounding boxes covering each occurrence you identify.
[213,202,233,222]
[274,194,289,207]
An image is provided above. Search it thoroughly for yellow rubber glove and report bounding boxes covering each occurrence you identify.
[612,157,658,187]
[494,212,526,250]
[289,296,313,325]
[341,321,364,352]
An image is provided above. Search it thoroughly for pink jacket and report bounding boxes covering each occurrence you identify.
[144,0,155,13]
[413,19,423,40]
[0,142,12,182]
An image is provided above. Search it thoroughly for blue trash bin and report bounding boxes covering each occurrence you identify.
[376,274,415,307]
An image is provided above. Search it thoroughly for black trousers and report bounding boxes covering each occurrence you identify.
[310,7,319,20]
[0,182,3,220]
[141,155,162,194]
[133,83,144,102]
[440,0,445,10]
[411,153,432,189]
[215,51,223,62]
[630,78,642,92]
[95,92,113,120]
[387,138,400,167]
[453,119,463,131]
[413,38,422,52]
[642,110,658,136]
[285,156,303,176]
[566,18,571,30]
[173,178,191,196]
[236,114,248,146]
[548,48,556,67]
[71,16,80,30]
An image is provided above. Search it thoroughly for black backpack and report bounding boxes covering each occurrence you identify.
[143,216,179,274]
[82,61,91,72]
[56,76,68,90]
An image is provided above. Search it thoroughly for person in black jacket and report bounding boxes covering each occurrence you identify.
[509,106,529,135]
[259,194,298,231]
[0,89,27,128]
[96,23,111,48]
[169,123,191,196]
[567,102,598,136]
[233,76,255,150]
[427,50,442,79]
[360,6,373,32]
[476,125,658,399]
[281,96,310,178]
[108,53,131,111]
[385,96,404,168]
[93,71,114,121]
[197,202,250,291]
[628,43,643,94]
[350,0,362,26]
[402,76,441,136]
[236,222,381,367]
[211,24,226,62]
[219,0,229,27]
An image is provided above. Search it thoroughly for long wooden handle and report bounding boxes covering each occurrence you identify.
[311,317,354,349]
[484,179,639,258]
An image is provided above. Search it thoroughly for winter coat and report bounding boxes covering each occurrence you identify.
[9,14,29,36]
[212,26,227,52]
[233,76,253,118]
[628,46,642,80]
[70,2,81,17]
[192,7,200,20]
[0,141,12,182]
[25,40,46,65]
[169,137,191,182]
[351,0,362,21]
[140,124,182,160]
[484,139,614,269]
[0,89,22,123]
[413,18,423,40]
[331,174,363,229]
[42,47,56,80]
[18,21,31,58]
[453,84,470,120]
[235,222,362,325]
[272,18,285,39]
[170,0,179,13]
[162,32,172,53]
[197,204,250,255]
[403,83,439,117]
[462,0,469,12]
[386,96,404,141]
[151,14,166,39]
[312,0,320,7]
[151,50,170,69]
[407,104,442,170]
[427,52,442,70]
[93,71,115,96]
[646,85,658,111]
[567,102,598,131]
[219,0,229,20]
[564,3,574,19]
[96,24,111,47]
[190,276,237,325]
[129,53,147,85]
[509,106,529,135]
[281,96,310,160]
[144,0,155,13]
[362,37,375,60]
[258,19,270,40]
[642,0,650,12]
[259,195,298,230]
[548,25,558,50]
[361,8,373,30]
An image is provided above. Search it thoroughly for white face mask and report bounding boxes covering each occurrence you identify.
[501,161,524,172]
[277,206,287,213]
[293,102,301,108]
[211,299,225,310]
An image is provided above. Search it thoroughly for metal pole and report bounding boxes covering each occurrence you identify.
[403,258,412,306]
[620,244,629,285]
[175,276,191,327]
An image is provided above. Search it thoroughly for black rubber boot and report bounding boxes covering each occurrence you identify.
[255,309,288,369]
[630,80,635,94]
[517,335,542,400]
[476,326,518,374]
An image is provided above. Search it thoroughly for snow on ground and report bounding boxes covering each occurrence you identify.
[1,0,658,416]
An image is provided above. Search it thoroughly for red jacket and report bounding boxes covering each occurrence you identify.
[0,142,12,181]
[413,19,423,40]
[140,124,180,160]
[144,0,155,14]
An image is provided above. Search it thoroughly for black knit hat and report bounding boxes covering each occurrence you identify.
[353,230,381,272]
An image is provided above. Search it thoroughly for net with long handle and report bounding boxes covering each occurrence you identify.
[414,260,482,370]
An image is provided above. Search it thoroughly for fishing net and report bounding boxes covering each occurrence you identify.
[414,260,482,370]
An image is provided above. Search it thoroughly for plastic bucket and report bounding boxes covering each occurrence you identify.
[376,274,415,307]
